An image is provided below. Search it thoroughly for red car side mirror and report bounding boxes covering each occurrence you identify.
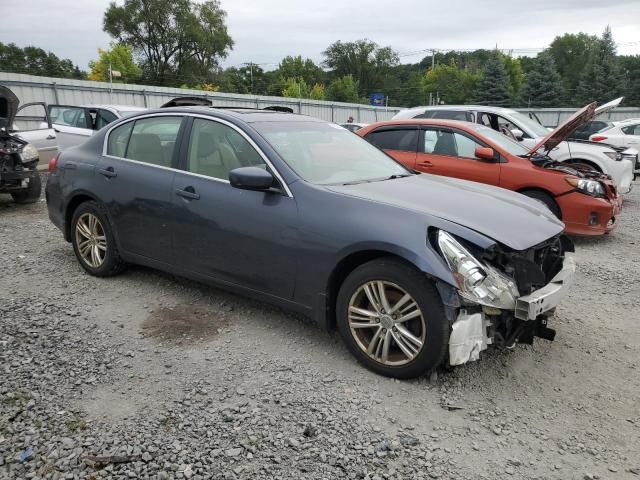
[475,146,497,161]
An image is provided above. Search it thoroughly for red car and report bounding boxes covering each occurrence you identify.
[357,107,622,236]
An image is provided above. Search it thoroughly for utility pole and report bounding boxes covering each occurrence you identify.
[431,49,436,70]
[243,62,254,94]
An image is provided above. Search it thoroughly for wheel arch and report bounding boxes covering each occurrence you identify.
[63,191,101,242]
[517,187,563,220]
[564,158,603,173]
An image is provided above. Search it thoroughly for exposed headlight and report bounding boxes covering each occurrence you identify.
[603,151,622,161]
[565,177,606,198]
[437,231,519,310]
[20,143,40,164]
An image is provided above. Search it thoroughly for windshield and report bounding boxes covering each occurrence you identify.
[508,111,550,138]
[474,125,530,156]
[253,121,410,185]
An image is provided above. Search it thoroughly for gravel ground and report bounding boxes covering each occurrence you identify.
[1,178,639,480]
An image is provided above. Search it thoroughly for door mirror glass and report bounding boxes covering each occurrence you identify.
[229,166,275,191]
[511,128,524,141]
[474,146,497,161]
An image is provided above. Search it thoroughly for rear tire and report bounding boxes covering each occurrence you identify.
[70,201,126,277]
[11,173,41,204]
[336,257,449,379]
[521,189,562,219]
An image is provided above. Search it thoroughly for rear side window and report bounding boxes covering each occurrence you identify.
[416,110,474,122]
[621,124,640,135]
[107,122,133,158]
[49,106,88,128]
[126,116,182,167]
[96,109,118,130]
[365,128,419,152]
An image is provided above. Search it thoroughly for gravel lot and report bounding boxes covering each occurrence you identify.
[1,177,639,480]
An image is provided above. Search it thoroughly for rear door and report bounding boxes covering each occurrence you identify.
[416,127,501,185]
[48,105,93,150]
[362,126,419,169]
[13,102,58,168]
[96,114,185,264]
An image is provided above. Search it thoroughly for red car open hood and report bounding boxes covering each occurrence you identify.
[528,97,623,155]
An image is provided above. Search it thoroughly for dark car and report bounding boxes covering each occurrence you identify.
[0,86,43,203]
[46,107,575,379]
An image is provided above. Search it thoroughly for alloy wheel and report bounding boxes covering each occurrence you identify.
[75,213,107,268]
[348,281,426,366]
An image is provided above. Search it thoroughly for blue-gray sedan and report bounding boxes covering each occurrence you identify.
[46,107,575,378]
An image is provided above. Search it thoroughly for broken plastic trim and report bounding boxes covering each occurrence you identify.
[448,309,492,366]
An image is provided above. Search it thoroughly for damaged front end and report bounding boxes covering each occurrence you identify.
[434,230,575,366]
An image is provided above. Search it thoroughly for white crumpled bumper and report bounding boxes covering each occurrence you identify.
[448,253,576,366]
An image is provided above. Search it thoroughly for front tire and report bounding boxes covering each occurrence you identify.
[11,173,41,204]
[521,189,562,219]
[70,201,126,277]
[336,258,449,379]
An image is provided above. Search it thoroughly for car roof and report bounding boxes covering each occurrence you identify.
[77,104,148,112]
[398,105,520,115]
[138,106,323,124]
[361,118,483,132]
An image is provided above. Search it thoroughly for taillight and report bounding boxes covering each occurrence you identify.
[48,153,60,172]
[591,136,608,142]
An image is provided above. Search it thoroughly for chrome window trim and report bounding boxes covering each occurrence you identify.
[102,112,293,197]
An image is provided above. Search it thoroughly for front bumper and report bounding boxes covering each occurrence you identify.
[0,167,38,192]
[449,253,576,366]
[557,191,621,236]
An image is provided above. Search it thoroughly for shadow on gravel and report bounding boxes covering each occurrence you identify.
[141,304,229,345]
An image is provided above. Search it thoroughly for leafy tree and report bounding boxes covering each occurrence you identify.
[88,43,141,82]
[475,52,511,106]
[423,61,479,105]
[502,55,524,100]
[326,75,361,103]
[548,33,598,104]
[519,52,564,107]
[322,39,399,96]
[282,77,310,98]
[0,42,84,78]
[103,0,233,85]
[576,26,623,103]
[309,83,326,100]
[276,56,325,87]
[619,55,640,106]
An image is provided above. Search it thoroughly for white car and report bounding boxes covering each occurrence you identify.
[589,118,640,172]
[45,104,147,151]
[339,122,369,133]
[393,99,636,194]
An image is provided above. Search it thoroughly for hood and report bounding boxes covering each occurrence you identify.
[327,174,565,251]
[0,85,19,131]
[529,97,623,155]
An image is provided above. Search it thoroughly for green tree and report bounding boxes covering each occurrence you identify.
[103,0,233,85]
[548,33,598,104]
[322,39,399,96]
[326,75,361,103]
[576,26,623,103]
[88,43,141,82]
[276,56,325,87]
[519,52,565,107]
[423,61,479,104]
[502,55,524,100]
[619,55,640,106]
[0,42,84,78]
[282,77,310,98]
[475,52,511,106]
[309,83,326,100]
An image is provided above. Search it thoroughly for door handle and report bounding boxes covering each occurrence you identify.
[418,160,434,167]
[175,187,200,200]
[98,167,117,178]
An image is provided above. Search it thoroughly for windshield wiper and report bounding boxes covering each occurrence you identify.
[384,174,413,180]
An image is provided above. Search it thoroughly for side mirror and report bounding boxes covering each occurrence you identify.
[475,146,498,162]
[229,166,275,191]
[511,128,524,141]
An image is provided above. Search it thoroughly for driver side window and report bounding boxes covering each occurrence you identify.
[186,119,266,181]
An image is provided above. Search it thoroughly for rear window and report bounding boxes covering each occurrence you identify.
[365,128,419,152]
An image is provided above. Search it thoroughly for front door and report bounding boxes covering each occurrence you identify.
[48,105,93,150]
[14,102,58,167]
[171,117,298,300]
[95,115,185,264]
[416,127,501,186]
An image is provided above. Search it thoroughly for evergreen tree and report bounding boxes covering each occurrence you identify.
[576,26,622,103]
[475,52,511,106]
[519,52,565,107]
